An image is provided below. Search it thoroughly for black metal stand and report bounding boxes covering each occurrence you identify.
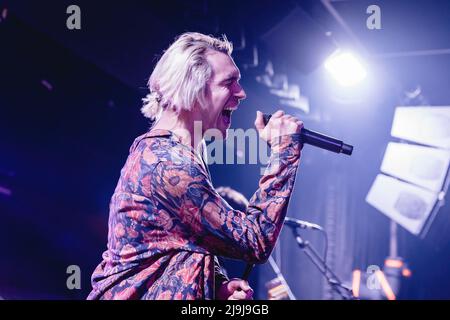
[292,228,355,300]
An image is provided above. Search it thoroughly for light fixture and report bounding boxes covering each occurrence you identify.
[324,50,367,86]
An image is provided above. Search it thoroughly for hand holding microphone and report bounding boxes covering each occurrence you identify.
[256,111,353,156]
[254,110,303,145]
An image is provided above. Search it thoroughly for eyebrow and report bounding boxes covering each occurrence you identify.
[221,73,241,83]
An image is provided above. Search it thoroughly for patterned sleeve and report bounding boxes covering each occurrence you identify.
[151,134,302,263]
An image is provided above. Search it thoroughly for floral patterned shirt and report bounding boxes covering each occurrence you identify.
[87,129,302,300]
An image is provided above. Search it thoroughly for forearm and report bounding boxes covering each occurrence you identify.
[201,134,302,262]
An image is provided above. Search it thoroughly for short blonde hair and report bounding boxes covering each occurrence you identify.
[141,32,233,121]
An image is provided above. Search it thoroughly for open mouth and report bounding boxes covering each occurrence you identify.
[221,107,236,127]
[221,109,233,117]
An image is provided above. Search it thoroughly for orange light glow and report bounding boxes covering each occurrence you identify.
[385,259,403,269]
[402,268,412,277]
[352,269,361,298]
[375,270,396,300]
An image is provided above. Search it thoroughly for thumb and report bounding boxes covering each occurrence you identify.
[254,111,265,131]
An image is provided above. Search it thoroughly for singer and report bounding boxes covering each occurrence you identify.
[87,32,303,300]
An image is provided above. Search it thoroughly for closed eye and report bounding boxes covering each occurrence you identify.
[221,75,240,86]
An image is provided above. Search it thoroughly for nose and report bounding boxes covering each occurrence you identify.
[234,84,246,101]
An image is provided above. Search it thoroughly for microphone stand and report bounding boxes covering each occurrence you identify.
[291,228,355,300]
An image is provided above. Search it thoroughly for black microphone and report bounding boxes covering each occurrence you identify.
[284,217,323,231]
[262,114,353,156]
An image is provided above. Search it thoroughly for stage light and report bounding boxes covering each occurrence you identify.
[324,51,367,86]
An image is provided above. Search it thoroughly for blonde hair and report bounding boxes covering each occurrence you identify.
[141,32,233,121]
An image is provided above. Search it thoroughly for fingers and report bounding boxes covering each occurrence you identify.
[227,279,250,291]
[271,109,284,119]
[282,114,298,122]
[255,109,284,128]
[254,110,265,131]
[244,288,254,300]
[255,109,303,143]
[226,279,254,300]
[283,115,304,129]
[228,290,247,300]
[227,288,254,300]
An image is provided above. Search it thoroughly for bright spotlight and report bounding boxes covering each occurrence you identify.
[324,51,367,86]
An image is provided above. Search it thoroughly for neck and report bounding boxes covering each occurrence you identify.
[151,109,204,150]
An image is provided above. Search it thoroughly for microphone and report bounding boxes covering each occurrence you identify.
[262,114,353,156]
[284,217,323,231]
